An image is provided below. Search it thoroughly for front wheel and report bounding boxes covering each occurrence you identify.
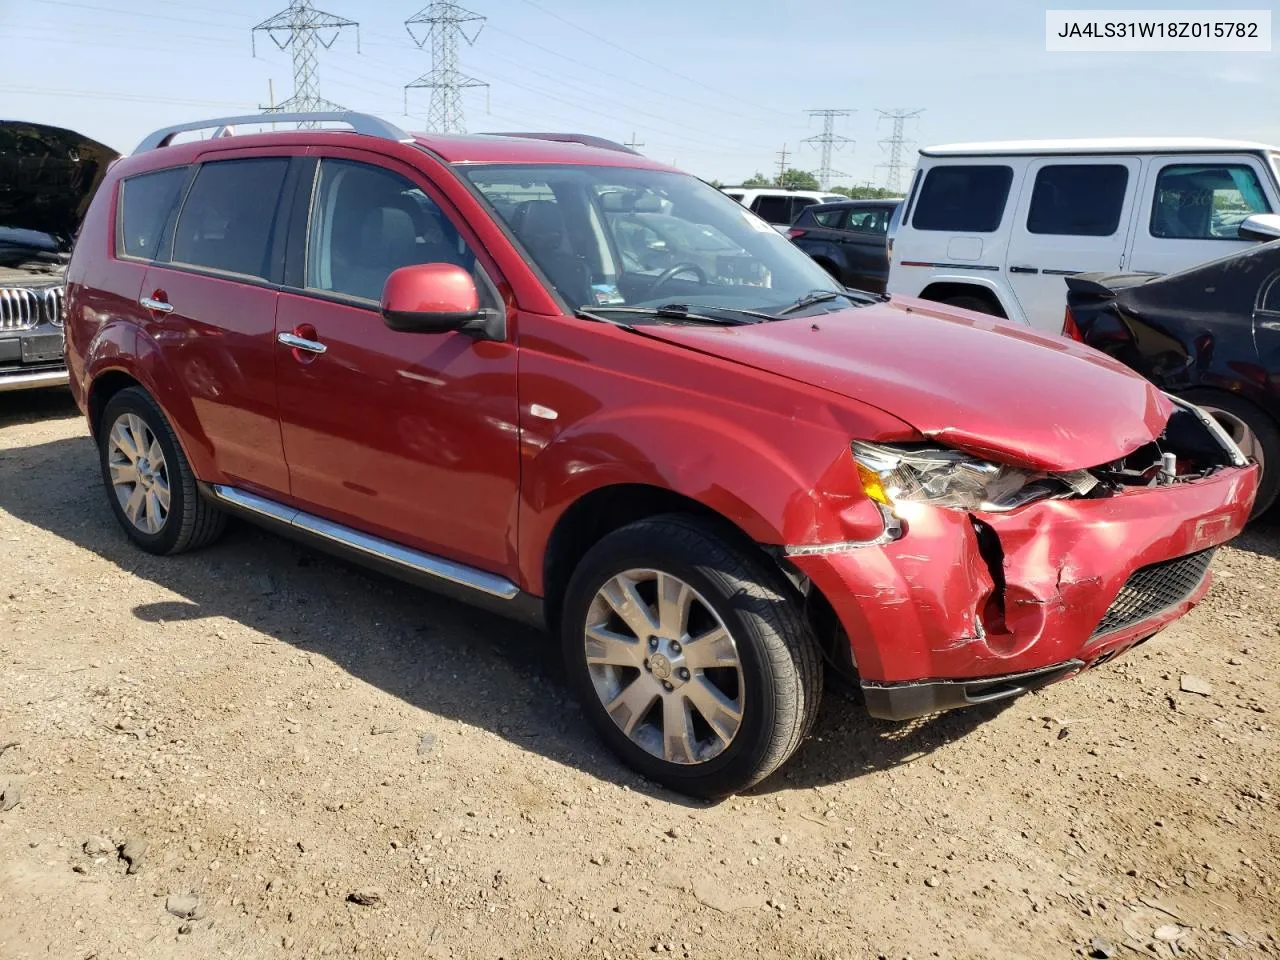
[561,516,823,798]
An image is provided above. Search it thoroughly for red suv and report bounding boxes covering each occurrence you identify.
[64,113,1259,797]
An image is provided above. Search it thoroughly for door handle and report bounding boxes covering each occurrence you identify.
[277,331,327,355]
[139,296,174,313]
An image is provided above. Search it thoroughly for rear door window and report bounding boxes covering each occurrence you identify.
[790,197,820,222]
[812,208,848,227]
[171,158,289,280]
[118,167,188,260]
[847,208,891,233]
[1027,164,1129,236]
[1150,163,1271,239]
[911,165,1014,232]
[751,195,792,224]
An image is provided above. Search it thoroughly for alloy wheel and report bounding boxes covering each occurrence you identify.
[107,413,171,535]
[583,569,745,765]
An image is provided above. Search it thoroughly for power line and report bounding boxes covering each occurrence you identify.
[404,2,488,134]
[516,0,795,121]
[24,0,241,29]
[876,109,924,193]
[624,132,644,150]
[253,0,360,124]
[802,109,854,190]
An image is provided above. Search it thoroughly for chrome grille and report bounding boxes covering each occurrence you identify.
[0,286,64,330]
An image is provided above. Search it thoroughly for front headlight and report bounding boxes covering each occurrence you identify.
[852,441,1075,512]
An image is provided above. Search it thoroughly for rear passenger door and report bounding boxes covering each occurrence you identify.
[1004,159,1139,334]
[273,150,520,575]
[137,152,295,496]
[1128,155,1278,277]
[837,205,894,292]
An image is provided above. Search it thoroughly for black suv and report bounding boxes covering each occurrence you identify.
[0,121,118,392]
[786,199,901,294]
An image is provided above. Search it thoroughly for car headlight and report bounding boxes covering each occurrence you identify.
[852,441,1077,512]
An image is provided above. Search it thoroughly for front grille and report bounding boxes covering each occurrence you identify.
[0,286,64,331]
[1092,549,1215,638]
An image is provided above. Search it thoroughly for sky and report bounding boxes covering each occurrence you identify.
[3,0,1280,187]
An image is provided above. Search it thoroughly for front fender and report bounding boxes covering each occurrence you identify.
[517,402,892,595]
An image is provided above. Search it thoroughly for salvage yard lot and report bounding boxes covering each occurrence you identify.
[1,390,1278,960]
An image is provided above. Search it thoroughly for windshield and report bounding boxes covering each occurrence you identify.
[462,164,843,313]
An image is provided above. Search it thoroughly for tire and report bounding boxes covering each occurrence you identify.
[941,294,1002,317]
[98,386,226,555]
[1180,389,1280,519]
[560,515,823,798]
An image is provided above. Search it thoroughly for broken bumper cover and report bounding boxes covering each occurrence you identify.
[861,660,1086,721]
[790,463,1259,719]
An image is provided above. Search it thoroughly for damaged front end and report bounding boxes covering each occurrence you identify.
[788,394,1259,720]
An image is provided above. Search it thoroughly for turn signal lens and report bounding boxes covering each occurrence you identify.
[856,461,891,505]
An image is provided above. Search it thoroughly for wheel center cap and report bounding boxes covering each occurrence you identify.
[649,653,673,681]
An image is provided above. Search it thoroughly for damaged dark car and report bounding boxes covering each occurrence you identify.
[0,120,118,392]
[1065,232,1280,518]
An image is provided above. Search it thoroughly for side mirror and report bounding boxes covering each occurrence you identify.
[1237,213,1280,242]
[381,263,482,334]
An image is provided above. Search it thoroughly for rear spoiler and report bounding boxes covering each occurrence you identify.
[1065,271,1160,300]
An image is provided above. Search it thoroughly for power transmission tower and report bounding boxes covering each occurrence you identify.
[405,2,487,134]
[253,0,359,126]
[624,132,644,150]
[875,109,924,193]
[802,109,853,190]
[775,144,790,185]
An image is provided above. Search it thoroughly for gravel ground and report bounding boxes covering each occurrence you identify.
[1,389,1277,960]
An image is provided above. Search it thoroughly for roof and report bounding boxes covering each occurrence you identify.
[411,133,671,169]
[810,198,903,208]
[719,187,844,196]
[920,137,1280,158]
[129,113,674,170]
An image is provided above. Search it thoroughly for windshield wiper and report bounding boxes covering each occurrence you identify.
[576,304,754,327]
[775,289,861,316]
[658,302,777,323]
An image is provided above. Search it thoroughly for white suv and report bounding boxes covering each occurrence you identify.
[887,138,1280,333]
[720,187,847,231]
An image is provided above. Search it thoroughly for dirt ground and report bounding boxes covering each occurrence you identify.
[1,389,1277,960]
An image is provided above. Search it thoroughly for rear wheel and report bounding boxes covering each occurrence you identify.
[561,516,823,798]
[1181,389,1280,518]
[98,387,227,554]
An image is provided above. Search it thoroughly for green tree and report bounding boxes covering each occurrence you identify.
[829,185,902,200]
[706,178,724,189]
[777,168,820,190]
[741,171,772,187]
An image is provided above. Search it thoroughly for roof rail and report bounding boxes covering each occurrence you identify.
[478,132,641,155]
[132,112,412,155]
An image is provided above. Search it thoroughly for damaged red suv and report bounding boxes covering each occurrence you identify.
[64,114,1259,797]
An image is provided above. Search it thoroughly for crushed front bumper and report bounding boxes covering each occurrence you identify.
[791,463,1259,720]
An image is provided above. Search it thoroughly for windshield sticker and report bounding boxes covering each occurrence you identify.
[591,283,626,306]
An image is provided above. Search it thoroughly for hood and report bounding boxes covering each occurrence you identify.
[642,298,1173,472]
[0,121,120,251]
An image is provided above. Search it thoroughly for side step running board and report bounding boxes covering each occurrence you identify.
[207,484,521,600]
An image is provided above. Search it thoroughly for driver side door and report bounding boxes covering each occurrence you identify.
[273,151,520,575]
